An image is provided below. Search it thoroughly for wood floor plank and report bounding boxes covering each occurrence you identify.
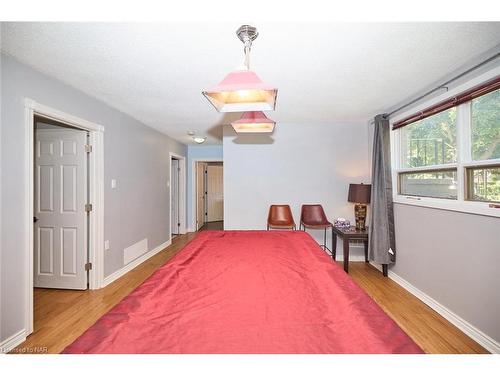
[13,229,488,354]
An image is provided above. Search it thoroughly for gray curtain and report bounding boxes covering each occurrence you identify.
[369,114,396,265]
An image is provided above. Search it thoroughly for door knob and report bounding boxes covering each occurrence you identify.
[33,216,39,223]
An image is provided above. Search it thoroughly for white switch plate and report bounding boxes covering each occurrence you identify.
[111,179,117,189]
[104,240,110,250]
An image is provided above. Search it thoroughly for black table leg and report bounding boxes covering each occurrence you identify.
[382,264,388,277]
[343,239,349,273]
[332,230,337,261]
[363,240,369,262]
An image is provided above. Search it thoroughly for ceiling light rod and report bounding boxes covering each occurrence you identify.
[236,25,259,70]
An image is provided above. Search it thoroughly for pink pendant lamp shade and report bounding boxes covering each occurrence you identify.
[203,25,278,113]
[203,70,278,112]
[231,111,276,133]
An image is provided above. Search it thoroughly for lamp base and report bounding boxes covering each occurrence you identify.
[354,204,367,231]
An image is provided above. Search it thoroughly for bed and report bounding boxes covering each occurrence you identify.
[63,231,423,353]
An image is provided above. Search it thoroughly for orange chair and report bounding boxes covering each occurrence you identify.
[267,205,296,230]
[300,204,334,258]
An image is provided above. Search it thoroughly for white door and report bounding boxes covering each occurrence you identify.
[34,129,88,290]
[206,164,223,222]
[196,162,206,230]
[171,159,179,235]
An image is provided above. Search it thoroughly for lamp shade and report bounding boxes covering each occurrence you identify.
[231,111,275,133]
[202,70,278,112]
[348,183,371,204]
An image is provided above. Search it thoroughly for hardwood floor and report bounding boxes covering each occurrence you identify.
[14,231,487,354]
[347,261,487,354]
[200,220,224,230]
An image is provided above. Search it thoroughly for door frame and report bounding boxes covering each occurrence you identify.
[24,99,105,335]
[191,158,223,230]
[169,152,187,240]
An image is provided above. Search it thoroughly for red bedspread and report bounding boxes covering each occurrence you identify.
[64,231,423,354]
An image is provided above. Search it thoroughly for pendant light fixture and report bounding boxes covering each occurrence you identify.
[202,25,278,112]
[231,111,275,133]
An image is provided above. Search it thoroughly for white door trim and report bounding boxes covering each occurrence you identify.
[24,99,105,336]
[190,158,223,231]
[169,152,187,241]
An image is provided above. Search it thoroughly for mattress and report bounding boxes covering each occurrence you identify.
[63,230,422,353]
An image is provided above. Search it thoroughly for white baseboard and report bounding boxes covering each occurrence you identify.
[388,270,500,354]
[0,329,26,354]
[102,239,171,287]
[334,255,366,262]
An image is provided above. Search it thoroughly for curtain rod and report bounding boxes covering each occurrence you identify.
[384,51,500,119]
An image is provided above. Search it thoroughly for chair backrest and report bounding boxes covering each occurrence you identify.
[300,204,329,225]
[268,205,295,225]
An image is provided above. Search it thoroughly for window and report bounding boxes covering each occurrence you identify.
[397,108,460,201]
[400,169,457,199]
[393,82,500,216]
[466,165,500,203]
[471,90,500,161]
[401,108,457,168]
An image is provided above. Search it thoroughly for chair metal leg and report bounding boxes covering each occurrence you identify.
[316,227,333,257]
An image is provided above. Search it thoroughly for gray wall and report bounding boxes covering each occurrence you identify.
[386,60,500,346]
[392,203,500,343]
[223,122,371,255]
[0,53,186,342]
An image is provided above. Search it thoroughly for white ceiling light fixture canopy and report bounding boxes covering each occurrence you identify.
[202,25,278,113]
[193,136,207,144]
[231,111,276,134]
[187,131,206,144]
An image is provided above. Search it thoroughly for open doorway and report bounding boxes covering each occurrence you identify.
[169,153,187,240]
[24,99,104,338]
[170,158,180,237]
[195,161,224,231]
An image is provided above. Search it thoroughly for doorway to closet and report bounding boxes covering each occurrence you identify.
[195,161,224,231]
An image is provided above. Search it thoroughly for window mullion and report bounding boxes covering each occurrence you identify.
[391,126,400,196]
[456,103,471,202]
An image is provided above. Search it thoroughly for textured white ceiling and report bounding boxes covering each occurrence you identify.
[1,22,499,144]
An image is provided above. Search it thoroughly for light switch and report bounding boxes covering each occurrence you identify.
[104,240,110,250]
[111,179,117,189]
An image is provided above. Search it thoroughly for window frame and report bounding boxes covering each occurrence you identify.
[465,164,500,203]
[390,67,500,218]
[398,168,459,200]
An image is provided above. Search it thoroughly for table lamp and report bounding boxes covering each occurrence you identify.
[348,183,371,231]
